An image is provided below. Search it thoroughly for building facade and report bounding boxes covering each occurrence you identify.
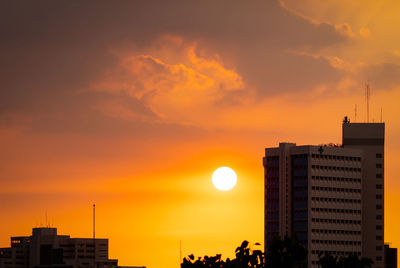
[264,143,363,268]
[264,119,386,268]
[0,228,118,268]
[342,120,385,267]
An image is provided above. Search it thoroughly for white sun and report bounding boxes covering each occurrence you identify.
[212,167,237,191]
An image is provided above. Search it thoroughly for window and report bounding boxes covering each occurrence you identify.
[376,215,382,220]
[376,256,382,261]
[376,174,383,178]
[376,194,382,199]
[376,184,382,189]
[376,225,382,230]
[376,246,382,251]
[376,205,382,209]
[376,153,382,158]
[376,236,382,240]
[376,163,382,168]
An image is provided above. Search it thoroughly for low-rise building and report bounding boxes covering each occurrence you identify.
[0,228,144,268]
[384,244,397,268]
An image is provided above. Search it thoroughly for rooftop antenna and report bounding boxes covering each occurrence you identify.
[180,240,182,263]
[355,104,357,122]
[381,107,383,122]
[93,204,96,268]
[365,81,371,122]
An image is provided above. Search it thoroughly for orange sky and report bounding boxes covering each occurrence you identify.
[0,1,400,267]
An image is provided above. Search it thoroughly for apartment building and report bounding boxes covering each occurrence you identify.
[264,143,363,267]
[342,119,385,267]
[264,119,386,268]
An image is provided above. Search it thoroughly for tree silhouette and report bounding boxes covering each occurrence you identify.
[181,240,264,268]
[317,252,338,268]
[318,252,373,268]
[265,235,307,268]
[182,237,371,268]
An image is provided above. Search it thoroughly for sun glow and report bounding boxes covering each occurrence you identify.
[212,167,237,191]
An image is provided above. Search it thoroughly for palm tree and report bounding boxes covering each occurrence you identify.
[181,240,264,268]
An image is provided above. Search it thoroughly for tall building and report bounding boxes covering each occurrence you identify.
[264,143,363,267]
[264,118,385,268]
[0,227,145,268]
[342,119,385,266]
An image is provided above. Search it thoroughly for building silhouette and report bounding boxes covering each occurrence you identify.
[342,119,385,267]
[384,244,397,268]
[263,118,387,268]
[0,227,144,268]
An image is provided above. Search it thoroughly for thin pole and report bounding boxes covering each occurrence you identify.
[355,104,357,122]
[180,240,182,264]
[93,204,96,268]
[365,82,370,122]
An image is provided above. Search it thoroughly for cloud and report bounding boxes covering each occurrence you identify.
[359,27,371,38]
[0,0,352,133]
[360,63,400,91]
[93,39,245,125]
[279,1,354,38]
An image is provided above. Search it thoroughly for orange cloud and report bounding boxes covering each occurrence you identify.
[93,37,245,126]
[279,0,354,38]
[359,27,371,38]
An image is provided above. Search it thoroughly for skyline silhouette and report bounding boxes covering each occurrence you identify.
[0,227,145,268]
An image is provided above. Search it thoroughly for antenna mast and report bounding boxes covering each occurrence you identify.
[180,240,182,263]
[355,104,357,122]
[93,204,96,268]
[381,107,383,122]
[365,82,371,122]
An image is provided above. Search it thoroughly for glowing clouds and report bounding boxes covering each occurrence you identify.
[92,37,244,126]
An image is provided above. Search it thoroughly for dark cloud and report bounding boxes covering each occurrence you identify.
[361,63,400,91]
[0,0,350,133]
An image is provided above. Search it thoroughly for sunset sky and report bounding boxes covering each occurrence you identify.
[1,1,400,267]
